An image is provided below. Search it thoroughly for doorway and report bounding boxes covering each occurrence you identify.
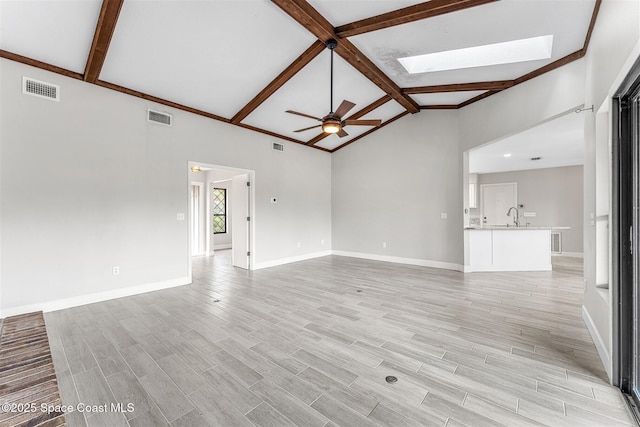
[614,56,640,419]
[187,163,255,273]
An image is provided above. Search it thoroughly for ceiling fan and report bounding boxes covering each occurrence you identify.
[286,39,382,138]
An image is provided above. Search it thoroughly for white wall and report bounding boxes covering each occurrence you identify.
[582,0,640,380]
[0,59,332,316]
[332,111,463,270]
[331,59,591,272]
[459,59,586,153]
[476,166,584,254]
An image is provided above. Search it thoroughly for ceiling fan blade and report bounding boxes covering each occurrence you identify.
[293,124,322,133]
[344,119,382,127]
[285,110,323,121]
[333,100,356,119]
[337,128,349,138]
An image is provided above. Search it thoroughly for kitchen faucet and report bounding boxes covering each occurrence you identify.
[506,206,519,227]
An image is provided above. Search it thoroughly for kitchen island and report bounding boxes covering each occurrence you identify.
[464,227,566,272]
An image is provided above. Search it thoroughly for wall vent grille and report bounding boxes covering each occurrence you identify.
[272,142,284,152]
[148,109,172,126]
[551,231,562,254]
[22,77,59,101]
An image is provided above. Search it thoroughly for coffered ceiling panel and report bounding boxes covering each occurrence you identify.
[99,0,316,118]
[242,52,386,141]
[0,0,600,151]
[411,91,487,106]
[307,0,425,27]
[349,0,595,87]
[0,0,101,73]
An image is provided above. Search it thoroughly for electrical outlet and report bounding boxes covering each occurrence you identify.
[177,213,185,221]
[321,239,325,245]
[382,242,387,248]
[297,242,301,248]
[112,266,120,275]
[440,212,448,219]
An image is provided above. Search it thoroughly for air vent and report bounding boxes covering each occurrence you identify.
[22,77,59,101]
[147,109,172,126]
[272,142,284,152]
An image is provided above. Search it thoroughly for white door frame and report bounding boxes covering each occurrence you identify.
[187,162,256,279]
[190,182,204,256]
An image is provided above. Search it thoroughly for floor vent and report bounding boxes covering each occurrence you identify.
[272,142,284,152]
[22,77,59,101]
[551,231,562,254]
[148,109,172,126]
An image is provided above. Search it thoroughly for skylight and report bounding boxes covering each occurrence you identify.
[398,35,554,74]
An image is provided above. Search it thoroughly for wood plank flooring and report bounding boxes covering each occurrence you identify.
[42,252,634,426]
[0,311,65,427]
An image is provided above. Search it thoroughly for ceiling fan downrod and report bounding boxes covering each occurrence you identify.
[327,39,338,117]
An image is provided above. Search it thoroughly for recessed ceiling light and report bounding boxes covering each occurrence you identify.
[398,35,554,74]
[504,154,512,158]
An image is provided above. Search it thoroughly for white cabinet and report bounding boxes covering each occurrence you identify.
[466,228,552,272]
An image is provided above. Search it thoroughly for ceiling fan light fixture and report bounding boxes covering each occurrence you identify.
[322,119,341,134]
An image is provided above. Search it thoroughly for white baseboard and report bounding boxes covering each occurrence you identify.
[466,264,552,272]
[213,244,232,250]
[253,250,333,270]
[582,304,612,382]
[553,252,584,258]
[332,251,464,272]
[0,277,191,318]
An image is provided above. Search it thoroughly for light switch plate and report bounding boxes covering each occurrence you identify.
[523,212,536,217]
[441,213,448,219]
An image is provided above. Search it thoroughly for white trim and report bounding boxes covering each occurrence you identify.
[190,182,204,257]
[253,251,332,270]
[0,277,190,318]
[332,251,464,272]
[552,252,584,258]
[582,304,612,382]
[213,244,232,250]
[467,264,552,272]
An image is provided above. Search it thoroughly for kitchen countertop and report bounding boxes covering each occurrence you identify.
[464,226,571,230]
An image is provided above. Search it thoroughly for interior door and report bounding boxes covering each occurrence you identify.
[231,174,250,269]
[481,183,517,226]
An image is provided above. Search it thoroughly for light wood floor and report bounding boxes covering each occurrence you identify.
[43,252,634,426]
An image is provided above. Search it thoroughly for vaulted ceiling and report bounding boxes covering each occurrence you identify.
[0,0,599,152]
